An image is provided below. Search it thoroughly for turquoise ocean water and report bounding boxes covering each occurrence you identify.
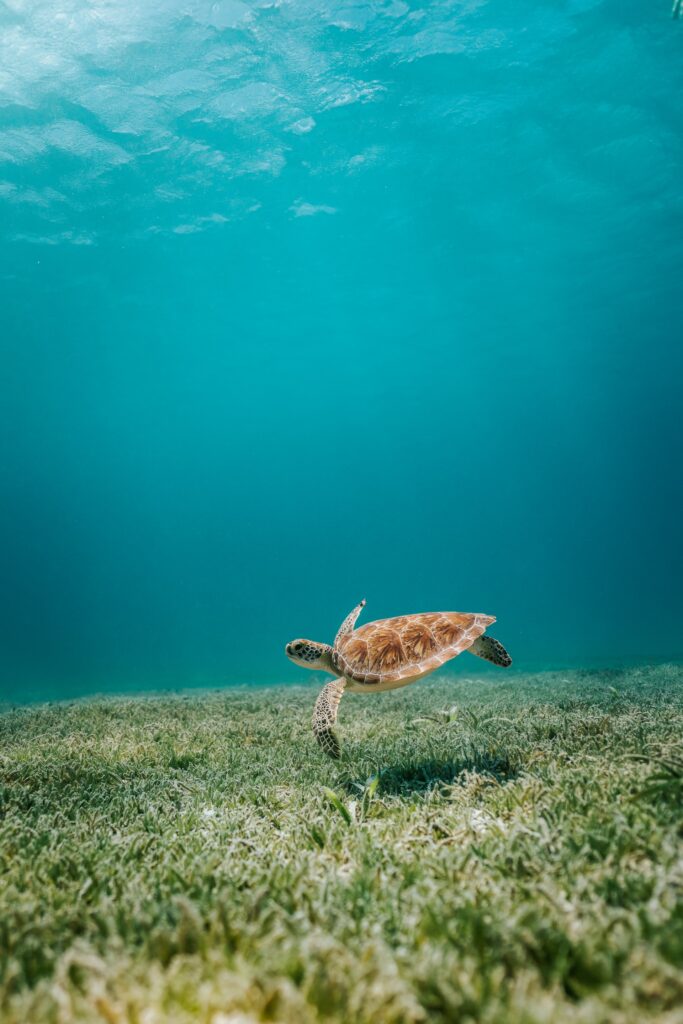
[1,0,682,700]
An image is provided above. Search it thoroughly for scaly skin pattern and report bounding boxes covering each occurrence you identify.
[333,611,495,691]
[470,634,512,668]
[334,598,366,644]
[312,677,346,758]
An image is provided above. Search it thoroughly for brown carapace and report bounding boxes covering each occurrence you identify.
[285,599,512,758]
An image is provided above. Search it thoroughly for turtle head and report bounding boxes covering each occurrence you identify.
[285,639,334,672]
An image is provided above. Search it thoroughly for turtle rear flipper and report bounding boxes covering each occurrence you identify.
[313,677,346,758]
[469,635,512,667]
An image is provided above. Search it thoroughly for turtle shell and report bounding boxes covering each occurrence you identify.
[333,612,495,686]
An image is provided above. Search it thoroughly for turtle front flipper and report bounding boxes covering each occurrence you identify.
[313,677,347,758]
[334,599,366,644]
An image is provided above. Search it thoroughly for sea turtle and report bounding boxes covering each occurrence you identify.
[285,599,511,758]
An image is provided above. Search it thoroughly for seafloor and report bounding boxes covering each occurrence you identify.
[0,665,681,1024]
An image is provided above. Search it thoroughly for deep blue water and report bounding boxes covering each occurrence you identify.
[1,0,682,700]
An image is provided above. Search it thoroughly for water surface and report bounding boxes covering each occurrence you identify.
[1,0,682,699]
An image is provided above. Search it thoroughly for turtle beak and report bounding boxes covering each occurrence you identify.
[285,643,292,657]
